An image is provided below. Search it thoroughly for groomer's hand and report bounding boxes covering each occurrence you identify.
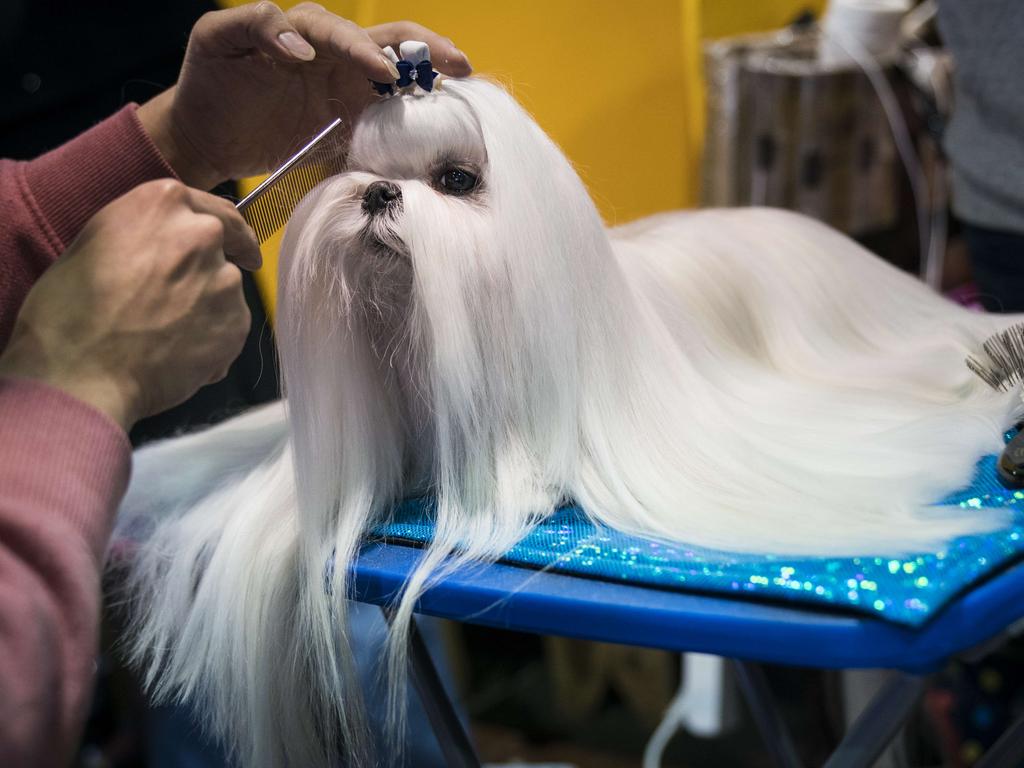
[137,2,473,190]
[0,180,260,430]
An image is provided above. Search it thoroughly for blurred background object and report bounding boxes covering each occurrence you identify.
[701,6,951,280]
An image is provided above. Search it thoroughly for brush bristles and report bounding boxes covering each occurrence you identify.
[241,138,346,244]
[965,323,1024,391]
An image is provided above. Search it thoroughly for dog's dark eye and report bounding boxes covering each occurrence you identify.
[438,167,478,195]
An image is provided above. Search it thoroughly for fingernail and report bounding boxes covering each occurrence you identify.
[379,53,400,80]
[453,48,472,70]
[278,31,315,60]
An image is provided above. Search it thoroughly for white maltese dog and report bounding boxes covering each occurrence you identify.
[114,72,1021,767]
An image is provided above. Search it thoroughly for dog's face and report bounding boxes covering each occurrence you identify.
[348,89,489,226]
[278,79,615,456]
[281,88,496,356]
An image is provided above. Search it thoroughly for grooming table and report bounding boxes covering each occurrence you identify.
[354,444,1024,768]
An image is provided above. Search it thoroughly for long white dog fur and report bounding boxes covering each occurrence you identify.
[114,77,1022,766]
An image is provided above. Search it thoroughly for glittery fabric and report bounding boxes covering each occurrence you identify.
[371,433,1024,627]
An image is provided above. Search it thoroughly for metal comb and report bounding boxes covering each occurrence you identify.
[235,117,346,244]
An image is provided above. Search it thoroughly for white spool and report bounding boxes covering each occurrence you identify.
[820,0,912,68]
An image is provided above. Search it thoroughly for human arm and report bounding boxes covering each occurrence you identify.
[0,180,258,764]
[0,380,131,768]
[0,107,179,348]
[0,5,468,758]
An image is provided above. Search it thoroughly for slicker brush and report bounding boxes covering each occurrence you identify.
[966,323,1024,488]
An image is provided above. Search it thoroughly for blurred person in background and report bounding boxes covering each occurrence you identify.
[937,0,1024,312]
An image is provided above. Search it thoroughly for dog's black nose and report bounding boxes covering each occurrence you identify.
[362,181,401,214]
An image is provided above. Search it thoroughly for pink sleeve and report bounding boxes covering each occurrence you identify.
[0,107,172,764]
[0,378,131,767]
[0,104,177,347]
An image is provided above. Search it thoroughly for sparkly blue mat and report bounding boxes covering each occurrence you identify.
[372,440,1024,628]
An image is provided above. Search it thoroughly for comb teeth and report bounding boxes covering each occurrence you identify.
[966,322,1024,392]
[236,118,346,244]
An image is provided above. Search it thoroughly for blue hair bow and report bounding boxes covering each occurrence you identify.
[371,41,439,96]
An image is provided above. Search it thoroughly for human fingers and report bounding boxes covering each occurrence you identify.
[184,188,263,271]
[285,3,399,81]
[366,21,472,76]
[189,1,316,63]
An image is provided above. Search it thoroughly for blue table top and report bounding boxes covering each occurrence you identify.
[357,437,1024,671]
[350,541,1024,673]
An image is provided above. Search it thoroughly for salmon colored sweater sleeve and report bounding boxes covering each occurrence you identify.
[0,105,176,767]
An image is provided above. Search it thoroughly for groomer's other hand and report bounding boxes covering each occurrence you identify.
[0,180,259,430]
[137,2,472,190]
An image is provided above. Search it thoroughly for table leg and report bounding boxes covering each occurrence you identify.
[732,660,804,768]
[823,672,924,768]
[381,607,481,768]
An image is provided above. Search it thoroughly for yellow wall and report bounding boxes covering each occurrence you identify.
[701,1,825,38]
[224,0,826,315]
